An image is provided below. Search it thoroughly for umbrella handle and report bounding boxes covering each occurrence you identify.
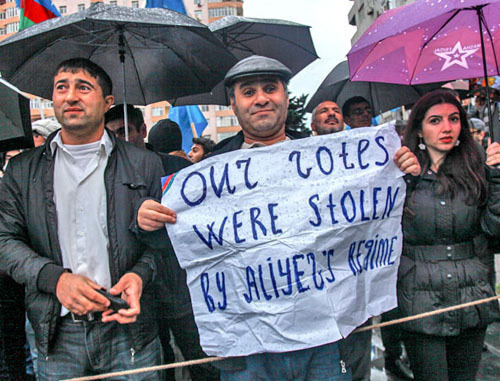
[118,29,129,142]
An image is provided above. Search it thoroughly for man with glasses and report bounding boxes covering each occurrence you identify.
[342,96,374,129]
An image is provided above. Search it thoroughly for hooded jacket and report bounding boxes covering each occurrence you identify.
[0,130,164,356]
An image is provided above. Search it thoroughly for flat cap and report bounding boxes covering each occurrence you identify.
[32,118,61,139]
[224,55,292,86]
[469,118,488,133]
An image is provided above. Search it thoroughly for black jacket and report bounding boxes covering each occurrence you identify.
[0,130,164,356]
[398,168,500,336]
[211,129,307,157]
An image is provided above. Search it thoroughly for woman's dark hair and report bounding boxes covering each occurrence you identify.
[403,90,487,205]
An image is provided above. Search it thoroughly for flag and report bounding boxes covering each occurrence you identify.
[15,0,60,30]
[145,0,186,13]
[146,0,208,153]
[168,105,208,153]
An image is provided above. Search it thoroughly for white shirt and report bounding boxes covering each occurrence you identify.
[51,130,113,315]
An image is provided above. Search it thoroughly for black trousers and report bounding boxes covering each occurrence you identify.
[403,327,486,381]
[157,308,219,381]
[381,308,403,360]
[0,273,26,380]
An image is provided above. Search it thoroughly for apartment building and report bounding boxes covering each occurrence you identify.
[348,0,416,45]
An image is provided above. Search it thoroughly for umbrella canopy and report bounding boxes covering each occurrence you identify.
[347,0,500,139]
[0,79,33,152]
[305,61,444,114]
[0,3,237,105]
[169,15,318,106]
[347,0,500,85]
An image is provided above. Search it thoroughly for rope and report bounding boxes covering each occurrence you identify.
[62,356,226,381]
[355,294,500,332]
[62,294,500,381]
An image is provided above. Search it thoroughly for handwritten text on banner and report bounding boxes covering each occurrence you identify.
[161,124,406,357]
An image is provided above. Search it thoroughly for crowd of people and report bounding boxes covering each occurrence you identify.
[0,53,499,381]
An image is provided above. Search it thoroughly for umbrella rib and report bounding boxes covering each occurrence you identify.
[215,23,257,46]
[478,8,500,77]
[121,32,147,104]
[225,23,255,45]
[229,32,317,57]
[408,9,461,84]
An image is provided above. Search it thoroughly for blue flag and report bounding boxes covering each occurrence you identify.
[168,105,208,153]
[145,0,186,13]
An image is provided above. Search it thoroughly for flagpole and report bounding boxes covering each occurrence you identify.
[191,122,197,138]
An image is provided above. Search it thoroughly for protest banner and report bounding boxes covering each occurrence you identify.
[161,123,406,357]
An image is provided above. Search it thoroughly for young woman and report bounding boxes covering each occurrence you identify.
[393,90,500,380]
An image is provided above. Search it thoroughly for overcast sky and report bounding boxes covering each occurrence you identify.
[243,1,356,104]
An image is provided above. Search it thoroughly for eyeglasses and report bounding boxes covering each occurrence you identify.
[350,107,372,116]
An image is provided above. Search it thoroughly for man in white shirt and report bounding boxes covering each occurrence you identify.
[0,58,164,380]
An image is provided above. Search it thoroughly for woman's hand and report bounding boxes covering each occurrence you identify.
[486,142,500,167]
[394,146,421,176]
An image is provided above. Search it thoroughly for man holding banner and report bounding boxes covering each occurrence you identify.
[138,55,421,380]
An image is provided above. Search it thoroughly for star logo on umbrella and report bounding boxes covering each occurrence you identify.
[434,41,479,71]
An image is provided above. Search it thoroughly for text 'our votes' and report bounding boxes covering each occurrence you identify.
[179,135,391,208]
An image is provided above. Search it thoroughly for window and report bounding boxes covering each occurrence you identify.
[110,0,117,4]
[6,22,18,33]
[30,98,41,109]
[0,12,5,19]
[200,105,210,112]
[131,1,139,7]
[208,0,221,3]
[215,105,231,111]
[6,7,18,18]
[59,6,66,14]
[77,4,85,11]
[208,6,237,18]
[42,100,53,109]
[217,131,237,141]
[194,0,201,4]
[216,116,238,127]
[194,10,202,20]
[0,27,6,35]
[152,107,164,117]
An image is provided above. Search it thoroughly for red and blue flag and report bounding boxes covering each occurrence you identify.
[15,0,60,30]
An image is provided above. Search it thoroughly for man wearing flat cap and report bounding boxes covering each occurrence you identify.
[136,55,348,380]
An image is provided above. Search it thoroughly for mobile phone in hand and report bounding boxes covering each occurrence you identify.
[96,289,129,311]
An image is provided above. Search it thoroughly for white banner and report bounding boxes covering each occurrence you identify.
[161,124,406,357]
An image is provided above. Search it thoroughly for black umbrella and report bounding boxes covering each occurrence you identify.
[169,15,318,106]
[0,79,33,152]
[305,61,445,115]
[0,3,237,139]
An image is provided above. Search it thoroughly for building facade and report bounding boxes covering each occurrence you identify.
[348,0,416,45]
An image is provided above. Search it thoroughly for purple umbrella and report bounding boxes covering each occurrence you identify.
[347,0,500,139]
